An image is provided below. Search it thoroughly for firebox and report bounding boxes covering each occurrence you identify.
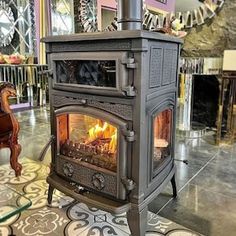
[42,1,182,235]
[55,106,130,200]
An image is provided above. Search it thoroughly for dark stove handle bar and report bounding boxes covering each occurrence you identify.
[38,69,53,78]
[174,159,189,165]
[38,135,55,161]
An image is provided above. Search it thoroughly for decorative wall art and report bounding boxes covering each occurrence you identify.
[0,1,15,47]
[0,0,36,55]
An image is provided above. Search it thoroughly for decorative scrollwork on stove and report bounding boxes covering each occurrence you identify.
[63,163,74,177]
[53,95,133,121]
[92,173,105,190]
[150,48,163,88]
[51,40,132,52]
[53,95,86,107]
[88,100,133,121]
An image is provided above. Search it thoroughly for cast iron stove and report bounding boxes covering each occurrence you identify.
[42,1,182,235]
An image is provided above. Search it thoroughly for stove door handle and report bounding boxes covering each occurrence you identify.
[38,135,55,161]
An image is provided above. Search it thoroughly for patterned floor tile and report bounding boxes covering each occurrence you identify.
[0,156,202,236]
[100,212,130,234]
[74,202,108,216]
[64,204,100,236]
[0,160,40,187]
[0,209,34,236]
[0,226,15,236]
[66,221,130,236]
[12,207,69,236]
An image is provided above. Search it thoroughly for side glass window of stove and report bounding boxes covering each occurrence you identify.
[55,60,116,87]
[153,109,172,174]
[58,114,118,172]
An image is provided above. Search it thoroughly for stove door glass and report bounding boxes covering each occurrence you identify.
[56,60,116,87]
[153,109,172,172]
[58,114,118,172]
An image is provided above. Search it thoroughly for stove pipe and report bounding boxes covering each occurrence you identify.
[117,0,143,30]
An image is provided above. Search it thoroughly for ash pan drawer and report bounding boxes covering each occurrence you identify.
[56,155,118,198]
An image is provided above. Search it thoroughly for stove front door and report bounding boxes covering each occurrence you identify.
[54,105,132,200]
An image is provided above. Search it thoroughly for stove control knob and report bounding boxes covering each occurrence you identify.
[92,173,105,190]
[63,163,74,177]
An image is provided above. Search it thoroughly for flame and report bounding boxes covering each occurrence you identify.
[109,130,117,154]
[87,121,117,154]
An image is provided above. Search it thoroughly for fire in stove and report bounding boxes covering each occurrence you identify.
[153,109,172,171]
[58,114,118,172]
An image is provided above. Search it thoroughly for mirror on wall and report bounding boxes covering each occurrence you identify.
[50,0,97,34]
[0,1,15,47]
[103,0,225,34]
[142,0,225,30]
[175,0,224,28]
[51,0,74,35]
[0,0,36,56]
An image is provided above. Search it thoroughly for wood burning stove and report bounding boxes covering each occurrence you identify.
[42,1,182,235]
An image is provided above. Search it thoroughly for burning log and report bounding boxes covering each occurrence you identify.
[60,139,117,172]
[86,137,111,146]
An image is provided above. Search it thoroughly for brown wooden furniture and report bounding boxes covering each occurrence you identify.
[0,82,22,176]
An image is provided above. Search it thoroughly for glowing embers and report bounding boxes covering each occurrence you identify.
[153,109,172,171]
[59,114,117,172]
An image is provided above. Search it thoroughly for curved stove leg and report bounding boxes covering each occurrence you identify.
[48,185,54,204]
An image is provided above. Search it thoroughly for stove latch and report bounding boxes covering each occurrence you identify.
[122,129,135,142]
[122,86,136,97]
[122,57,137,69]
[121,177,136,191]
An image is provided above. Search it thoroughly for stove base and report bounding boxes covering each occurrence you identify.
[46,173,130,215]
[47,166,176,236]
[127,170,177,236]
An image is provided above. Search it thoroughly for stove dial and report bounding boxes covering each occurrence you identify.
[63,163,74,177]
[92,173,105,190]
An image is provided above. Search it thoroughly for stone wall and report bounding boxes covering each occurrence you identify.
[182,0,236,57]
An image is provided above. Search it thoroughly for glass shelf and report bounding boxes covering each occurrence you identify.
[0,185,32,223]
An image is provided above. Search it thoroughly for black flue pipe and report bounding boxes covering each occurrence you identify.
[117,0,143,30]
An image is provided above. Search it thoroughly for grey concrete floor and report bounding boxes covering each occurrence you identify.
[1,107,236,236]
[149,136,236,236]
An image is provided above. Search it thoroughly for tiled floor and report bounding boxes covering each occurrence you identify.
[0,107,235,236]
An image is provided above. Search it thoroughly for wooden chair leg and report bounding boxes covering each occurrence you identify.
[10,143,22,177]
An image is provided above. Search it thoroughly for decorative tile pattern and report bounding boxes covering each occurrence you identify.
[0,158,201,235]
[14,207,68,235]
